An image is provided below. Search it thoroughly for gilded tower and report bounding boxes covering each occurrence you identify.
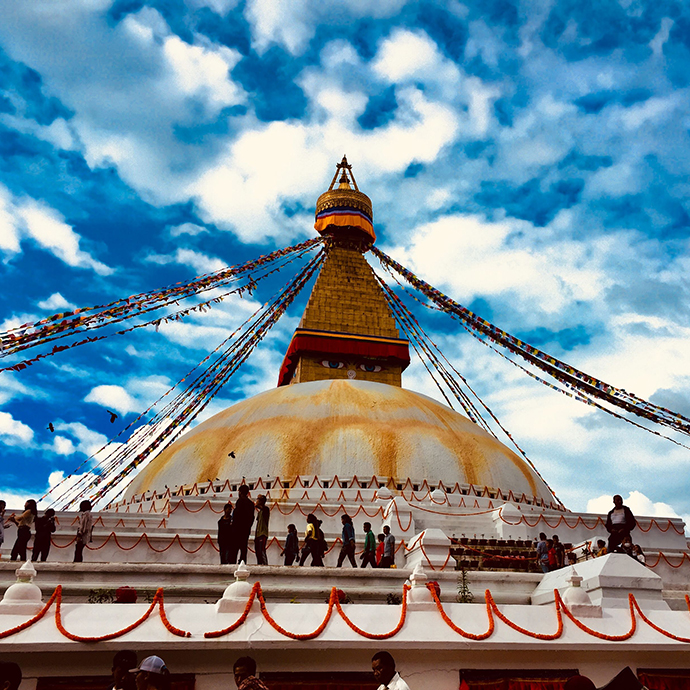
[277,157,410,387]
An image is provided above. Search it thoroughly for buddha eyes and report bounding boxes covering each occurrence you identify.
[319,360,383,372]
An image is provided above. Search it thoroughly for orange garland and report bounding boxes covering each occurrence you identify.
[335,585,410,639]
[486,590,563,640]
[554,589,636,641]
[426,582,495,640]
[0,587,59,639]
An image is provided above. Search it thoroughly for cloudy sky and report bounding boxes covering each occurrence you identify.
[1,0,689,523]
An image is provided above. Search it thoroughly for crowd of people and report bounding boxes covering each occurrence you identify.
[217,487,399,568]
[0,650,411,690]
[0,498,93,563]
[535,495,646,571]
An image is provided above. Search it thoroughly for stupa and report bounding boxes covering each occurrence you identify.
[1,158,689,690]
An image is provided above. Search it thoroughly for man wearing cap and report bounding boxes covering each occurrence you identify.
[111,650,137,690]
[130,655,170,690]
[233,656,269,690]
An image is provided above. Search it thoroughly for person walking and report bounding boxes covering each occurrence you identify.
[536,532,549,573]
[552,534,565,569]
[73,499,94,562]
[217,502,234,565]
[281,523,299,566]
[111,650,137,690]
[254,494,270,565]
[372,651,410,690]
[376,533,385,566]
[360,521,377,568]
[230,485,254,564]
[9,499,37,561]
[32,508,56,562]
[379,525,395,568]
[299,513,325,566]
[605,494,637,553]
[336,514,356,568]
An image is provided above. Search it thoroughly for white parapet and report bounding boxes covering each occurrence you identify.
[404,528,451,571]
[531,553,669,610]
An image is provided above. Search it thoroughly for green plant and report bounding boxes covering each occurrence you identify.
[87,588,114,604]
[456,566,473,603]
[386,593,402,605]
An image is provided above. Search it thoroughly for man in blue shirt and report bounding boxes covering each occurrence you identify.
[336,513,357,567]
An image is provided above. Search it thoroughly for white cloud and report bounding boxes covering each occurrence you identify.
[55,421,109,457]
[52,436,76,455]
[0,410,34,445]
[145,247,227,274]
[0,184,112,274]
[37,292,77,311]
[84,384,140,415]
[168,222,208,237]
[587,491,681,520]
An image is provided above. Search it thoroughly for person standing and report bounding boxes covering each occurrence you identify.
[32,508,56,562]
[254,494,270,565]
[536,532,549,573]
[376,533,385,566]
[230,485,254,564]
[9,499,37,561]
[233,656,269,690]
[605,494,637,553]
[379,525,395,568]
[217,502,234,565]
[371,651,410,690]
[360,521,377,568]
[281,523,299,566]
[336,514,356,567]
[552,534,565,569]
[0,500,6,558]
[73,499,94,563]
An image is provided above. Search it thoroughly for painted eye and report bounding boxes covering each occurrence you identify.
[322,360,344,369]
[359,364,382,372]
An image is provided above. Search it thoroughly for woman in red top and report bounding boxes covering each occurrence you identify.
[547,539,558,570]
[375,533,385,566]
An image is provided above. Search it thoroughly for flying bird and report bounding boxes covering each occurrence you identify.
[228,451,236,458]
[47,422,54,433]
[107,410,118,423]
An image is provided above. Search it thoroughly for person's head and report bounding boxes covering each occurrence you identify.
[306,513,317,526]
[564,675,596,690]
[552,535,560,543]
[287,523,296,533]
[79,499,92,513]
[613,494,623,508]
[131,656,169,690]
[233,656,257,686]
[633,544,643,554]
[377,533,385,543]
[567,553,577,564]
[383,525,390,535]
[45,508,56,518]
[341,514,352,524]
[0,662,22,690]
[0,500,5,513]
[547,540,553,549]
[223,502,233,517]
[238,485,250,497]
[112,650,137,690]
[256,494,266,507]
[597,539,606,548]
[363,521,371,532]
[539,532,547,541]
[25,499,37,515]
[622,535,633,546]
[371,651,396,686]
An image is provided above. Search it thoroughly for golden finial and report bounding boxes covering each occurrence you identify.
[315,156,374,244]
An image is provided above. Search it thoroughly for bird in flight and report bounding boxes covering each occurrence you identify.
[228,451,236,458]
[47,422,55,433]
[107,410,118,423]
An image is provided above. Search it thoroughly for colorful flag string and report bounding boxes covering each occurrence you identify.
[371,245,690,444]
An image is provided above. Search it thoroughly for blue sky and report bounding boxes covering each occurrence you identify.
[1,0,689,522]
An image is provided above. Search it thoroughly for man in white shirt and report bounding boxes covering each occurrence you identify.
[372,651,410,690]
